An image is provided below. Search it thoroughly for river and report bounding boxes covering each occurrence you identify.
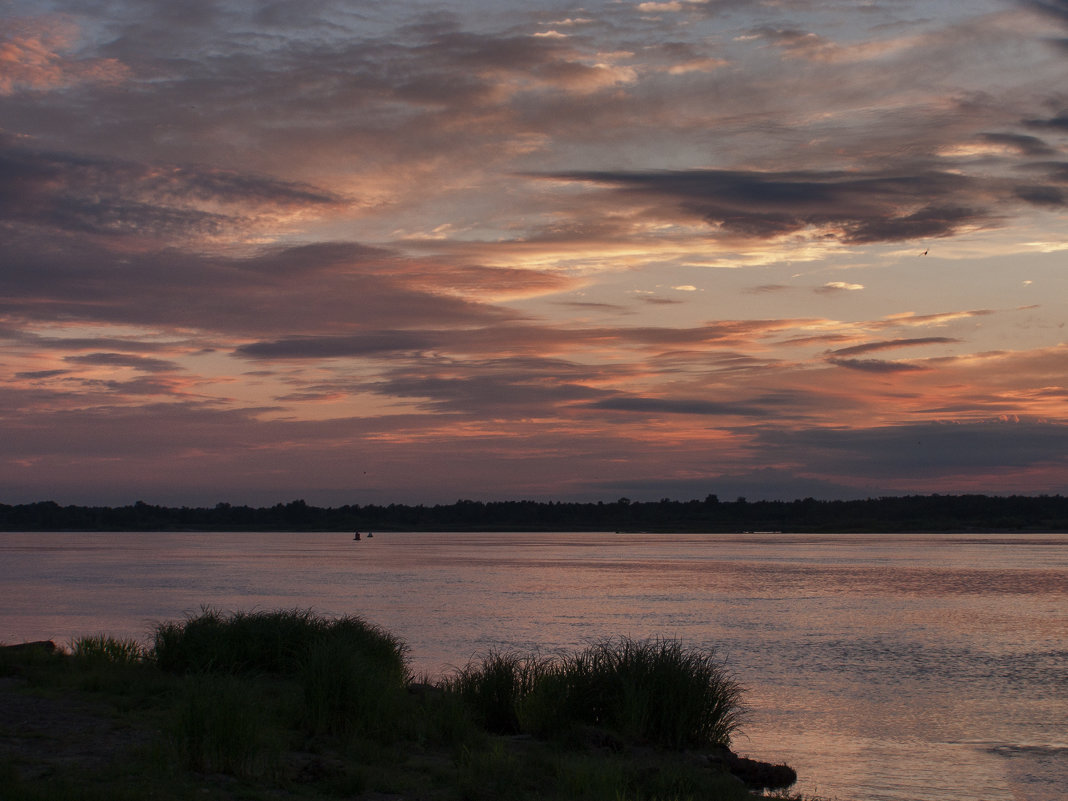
[1,531,1065,801]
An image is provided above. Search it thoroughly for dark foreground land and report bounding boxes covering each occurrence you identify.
[4,493,1068,532]
[0,610,797,801]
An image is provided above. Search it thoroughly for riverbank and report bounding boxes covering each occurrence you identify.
[1,612,798,801]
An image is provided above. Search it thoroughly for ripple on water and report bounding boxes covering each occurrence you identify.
[986,744,1068,801]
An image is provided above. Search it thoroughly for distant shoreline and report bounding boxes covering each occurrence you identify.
[4,494,1068,533]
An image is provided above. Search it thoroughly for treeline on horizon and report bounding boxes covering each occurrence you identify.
[3,493,1068,532]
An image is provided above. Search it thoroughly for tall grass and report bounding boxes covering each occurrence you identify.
[444,651,549,734]
[170,674,281,778]
[71,635,145,666]
[559,636,746,749]
[155,607,319,674]
[300,621,410,737]
[151,608,411,737]
[152,607,408,674]
[447,636,745,750]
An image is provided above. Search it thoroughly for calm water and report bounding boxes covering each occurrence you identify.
[1,531,1065,801]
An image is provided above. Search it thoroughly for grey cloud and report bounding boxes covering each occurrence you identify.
[148,164,343,207]
[0,393,641,506]
[1,236,515,336]
[1045,162,1068,182]
[828,338,960,357]
[95,9,581,133]
[542,168,990,244]
[0,400,281,461]
[14,369,70,379]
[1023,111,1068,130]
[555,301,630,312]
[0,4,761,201]
[826,358,929,373]
[234,241,391,275]
[236,332,436,359]
[385,375,608,413]
[63,353,180,372]
[233,328,502,362]
[845,205,983,244]
[779,333,854,347]
[274,391,343,402]
[1019,0,1068,23]
[75,376,193,397]
[1019,161,1068,187]
[590,397,761,416]
[757,420,1068,477]
[1014,185,1066,206]
[375,357,614,413]
[690,352,782,373]
[590,386,849,419]
[613,321,804,347]
[252,0,375,30]
[913,398,1032,416]
[0,385,90,414]
[232,320,803,365]
[1034,386,1068,398]
[37,337,180,353]
[323,350,647,416]
[0,152,227,238]
[411,28,567,72]
[979,132,1056,156]
[3,1,1046,225]
[741,26,834,58]
[396,9,463,40]
[0,139,341,238]
[239,352,628,414]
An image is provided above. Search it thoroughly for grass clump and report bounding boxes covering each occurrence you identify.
[170,673,283,778]
[152,606,406,676]
[568,636,745,749]
[300,622,410,737]
[153,608,412,739]
[444,650,549,734]
[71,635,145,666]
[448,636,745,750]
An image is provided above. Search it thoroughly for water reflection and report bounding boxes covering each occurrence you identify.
[1,531,1065,801]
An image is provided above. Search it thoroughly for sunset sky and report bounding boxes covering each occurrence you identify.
[2,0,1067,507]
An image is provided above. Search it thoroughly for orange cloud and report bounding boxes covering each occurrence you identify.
[0,17,128,95]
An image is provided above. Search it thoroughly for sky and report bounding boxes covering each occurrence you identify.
[2,0,1067,507]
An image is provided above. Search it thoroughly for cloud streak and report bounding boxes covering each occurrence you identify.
[539,168,1021,244]
[0,137,343,240]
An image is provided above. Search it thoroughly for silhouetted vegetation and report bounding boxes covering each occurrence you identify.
[1,610,778,800]
[446,636,745,750]
[3,493,1068,532]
